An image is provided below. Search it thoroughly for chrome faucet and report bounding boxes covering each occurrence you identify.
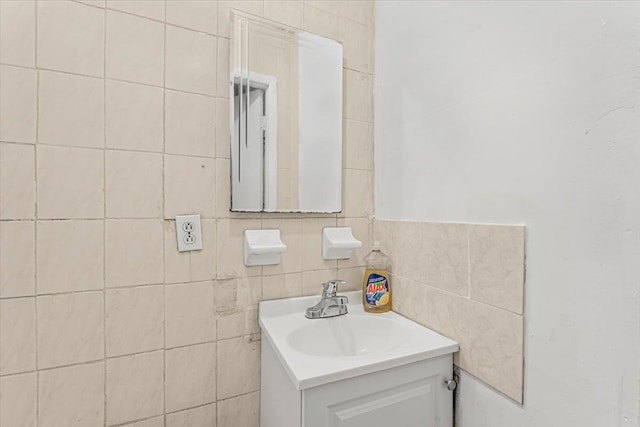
[305,280,349,319]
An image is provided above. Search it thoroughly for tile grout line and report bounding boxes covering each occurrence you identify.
[0,138,233,161]
[33,0,40,424]
[71,0,221,38]
[102,3,108,426]
[467,226,471,299]
[0,62,220,101]
[162,1,168,422]
[1,339,237,379]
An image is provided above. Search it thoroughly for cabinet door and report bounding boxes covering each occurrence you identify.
[303,356,453,427]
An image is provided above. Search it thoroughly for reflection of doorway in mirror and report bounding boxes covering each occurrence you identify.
[232,73,278,211]
[249,29,300,212]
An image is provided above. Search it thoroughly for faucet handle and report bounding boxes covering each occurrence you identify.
[322,280,346,297]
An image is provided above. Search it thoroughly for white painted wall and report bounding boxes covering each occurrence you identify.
[375,1,640,426]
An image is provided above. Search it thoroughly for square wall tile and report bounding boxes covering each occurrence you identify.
[338,17,372,73]
[218,308,259,340]
[106,150,163,218]
[343,119,372,171]
[37,292,104,369]
[190,219,217,281]
[106,79,164,152]
[0,0,35,67]
[262,273,302,300]
[215,98,230,159]
[164,155,216,218]
[389,275,425,324]
[39,362,105,427]
[217,37,230,98]
[303,5,338,40]
[216,219,262,278]
[37,0,104,77]
[262,219,302,275]
[37,220,104,294]
[421,223,469,296]
[36,145,104,219]
[470,225,525,314]
[106,285,164,357]
[106,10,164,86]
[386,221,423,282]
[38,70,104,148]
[166,25,217,96]
[166,0,218,34]
[166,403,216,427]
[0,373,37,427]
[343,69,371,122]
[106,351,164,426]
[164,221,191,284]
[339,1,373,27]
[342,169,372,218]
[165,90,216,157]
[0,221,35,297]
[217,391,259,427]
[216,276,262,314]
[0,65,36,143]
[106,219,164,287]
[0,143,35,219]
[264,0,303,28]
[165,281,216,348]
[301,218,338,271]
[384,221,468,295]
[107,0,165,21]
[165,342,216,412]
[217,336,260,399]
[0,298,36,375]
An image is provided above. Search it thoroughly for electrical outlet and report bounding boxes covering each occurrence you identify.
[176,214,203,252]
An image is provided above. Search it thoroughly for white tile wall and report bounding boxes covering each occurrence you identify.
[105,79,164,152]
[375,220,526,403]
[0,1,375,425]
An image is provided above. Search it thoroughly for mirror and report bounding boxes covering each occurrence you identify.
[230,11,343,213]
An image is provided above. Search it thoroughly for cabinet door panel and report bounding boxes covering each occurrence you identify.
[329,378,437,427]
[303,356,453,427]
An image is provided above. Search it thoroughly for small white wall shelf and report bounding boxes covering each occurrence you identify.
[322,227,362,260]
[244,229,287,266]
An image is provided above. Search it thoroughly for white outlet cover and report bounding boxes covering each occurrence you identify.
[175,214,203,252]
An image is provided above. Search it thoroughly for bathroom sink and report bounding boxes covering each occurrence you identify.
[288,315,406,357]
[259,291,459,390]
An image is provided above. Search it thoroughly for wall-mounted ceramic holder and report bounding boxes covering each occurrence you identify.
[244,229,287,266]
[322,227,362,260]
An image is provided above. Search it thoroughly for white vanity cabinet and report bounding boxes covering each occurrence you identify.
[303,354,453,427]
[261,338,454,427]
[259,292,459,427]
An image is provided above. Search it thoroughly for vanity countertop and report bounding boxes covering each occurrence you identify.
[259,291,459,390]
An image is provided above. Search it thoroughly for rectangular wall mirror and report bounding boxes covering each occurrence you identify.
[230,11,343,213]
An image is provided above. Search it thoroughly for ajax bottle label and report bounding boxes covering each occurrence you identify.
[365,273,390,307]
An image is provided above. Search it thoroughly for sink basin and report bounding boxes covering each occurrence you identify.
[259,291,459,390]
[288,315,406,357]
